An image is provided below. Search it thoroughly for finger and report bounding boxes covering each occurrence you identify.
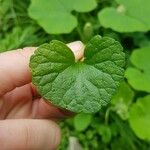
[0,119,60,150]
[1,84,73,119]
[0,47,36,97]
[0,41,84,97]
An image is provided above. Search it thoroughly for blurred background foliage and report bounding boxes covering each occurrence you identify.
[0,0,150,149]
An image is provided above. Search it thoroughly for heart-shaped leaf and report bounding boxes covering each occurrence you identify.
[28,0,97,34]
[98,0,150,32]
[30,35,125,113]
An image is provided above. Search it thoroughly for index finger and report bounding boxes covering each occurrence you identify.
[0,47,35,97]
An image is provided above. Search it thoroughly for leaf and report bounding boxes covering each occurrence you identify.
[125,47,150,93]
[129,95,150,141]
[30,35,125,113]
[73,113,92,131]
[111,81,134,120]
[112,81,134,105]
[98,125,111,143]
[86,130,96,140]
[28,0,97,34]
[98,0,150,32]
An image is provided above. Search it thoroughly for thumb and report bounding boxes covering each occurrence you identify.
[0,119,60,150]
[67,41,84,60]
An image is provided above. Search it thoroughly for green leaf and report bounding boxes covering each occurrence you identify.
[111,81,134,120]
[112,81,134,105]
[30,35,125,113]
[86,130,96,140]
[73,113,92,131]
[129,95,150,141]
[98,125,112,143]
[125,47,150,93]
[28,0,97,34]
[98,0,150,32]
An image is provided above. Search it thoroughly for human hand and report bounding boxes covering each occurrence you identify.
[0,41,84,150]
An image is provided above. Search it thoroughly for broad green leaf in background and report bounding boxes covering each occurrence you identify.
[28,0,97,34]
[73,113,92,131]
[111,81,134,120]
[125,47,150,93]
[30,35,125,113]
[98,0,150,32]
[129,95,150,141]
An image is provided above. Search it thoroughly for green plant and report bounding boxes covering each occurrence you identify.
[74,113,92,131]
[1,0,150,149]
[98,0,150,32]
[29,35,125,113]
[0,26,38,52]
[129,95,150,141]
[125,47,150,92]
[111,81,134,120]
[28,0,97,34]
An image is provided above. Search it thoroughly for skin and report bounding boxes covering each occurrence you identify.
[0,41,84,150]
